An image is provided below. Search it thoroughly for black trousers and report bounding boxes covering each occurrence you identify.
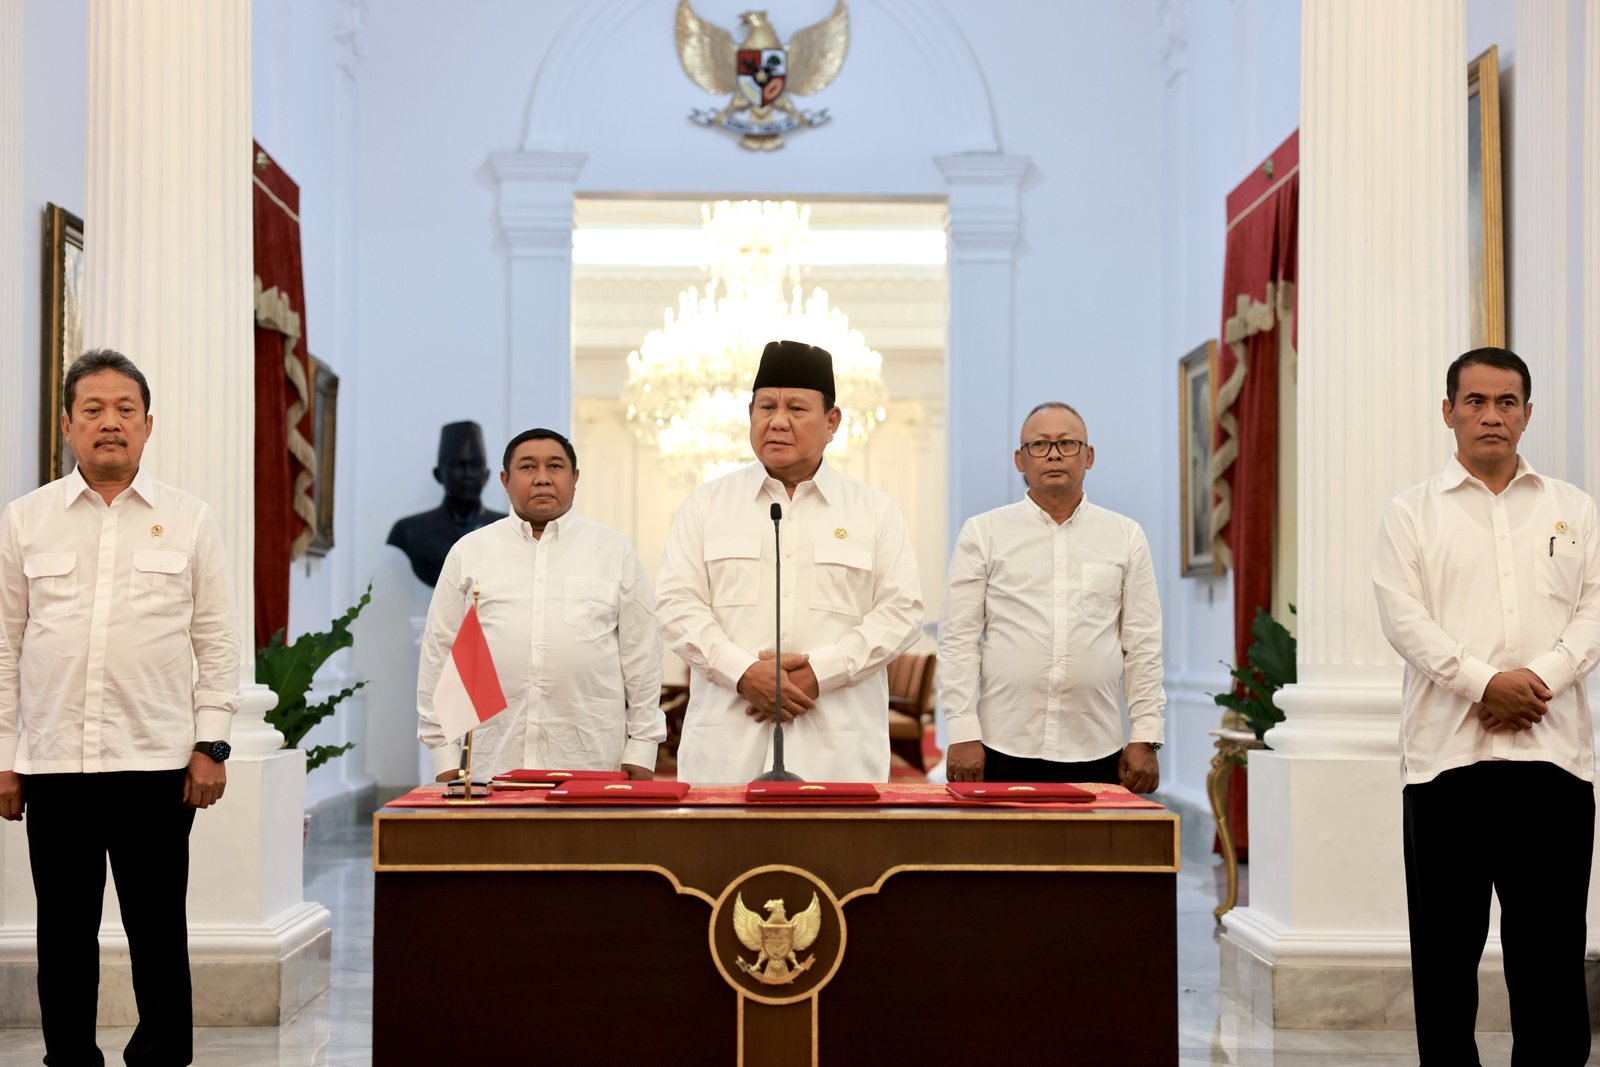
[1402,760,1594,1067]
[980,744,1121,785]
[26,770,195,1067]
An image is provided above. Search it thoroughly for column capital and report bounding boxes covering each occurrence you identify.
[1156,0,1188,85]
[334,0,369,77]
[489,150,587,257]
[936,153,1030,262]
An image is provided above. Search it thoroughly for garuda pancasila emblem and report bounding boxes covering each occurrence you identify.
[675,0,849,151]
[732,891,822,984]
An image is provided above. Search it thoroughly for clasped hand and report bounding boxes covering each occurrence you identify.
[738,651,819,723]
[1478,668,1552,733]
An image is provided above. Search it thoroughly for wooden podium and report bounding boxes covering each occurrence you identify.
[373,799,1179,1065]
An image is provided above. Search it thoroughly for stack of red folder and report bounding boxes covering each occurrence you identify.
[744,781,880,803]
[545,780,691,803]
[945,781,1097,803]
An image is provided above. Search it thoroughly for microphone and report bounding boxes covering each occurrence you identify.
[754,501,802,782]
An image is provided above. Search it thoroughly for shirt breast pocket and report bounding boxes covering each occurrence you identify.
[131,549,191,616]
[1080,562,1124,623]
[1536,538,1583,606]
[704,538,762,608]
[562,575,616,640]
[812,543,873,617]
[23,552,78,619]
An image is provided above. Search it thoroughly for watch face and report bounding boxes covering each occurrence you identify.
[212,741,231,762]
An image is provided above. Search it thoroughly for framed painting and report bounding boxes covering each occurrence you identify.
[40,204,85,483]
[1179,339,1220,577]
[307,356,339,556]
[1467,45,1504,348]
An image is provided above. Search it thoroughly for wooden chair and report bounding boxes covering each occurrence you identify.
[886,651,936,772]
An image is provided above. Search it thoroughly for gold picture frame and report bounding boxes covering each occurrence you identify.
[306,356,339,556]
[40,204,84,483]
[1467,45,1504,348]
[1179,340,1220,577]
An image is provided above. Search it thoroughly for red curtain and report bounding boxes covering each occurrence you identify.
[251,143,316,649]
[1213,130,1299,680]
[1211,131,1299,860]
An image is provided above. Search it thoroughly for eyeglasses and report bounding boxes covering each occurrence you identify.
[1020,438,1086,458]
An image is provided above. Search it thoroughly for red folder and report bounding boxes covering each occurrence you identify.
[492,769,629,784]
[945,782,1096,803]
[545,780,691,804]
[744,781,880,803]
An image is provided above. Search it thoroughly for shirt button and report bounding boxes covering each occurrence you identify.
[1502,571,1510,577]
[783,590,791,598]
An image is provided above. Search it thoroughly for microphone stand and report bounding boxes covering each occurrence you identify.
[754,501,802,782]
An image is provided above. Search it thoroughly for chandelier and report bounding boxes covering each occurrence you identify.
[623,200,888,487]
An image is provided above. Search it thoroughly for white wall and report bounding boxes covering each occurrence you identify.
[3,0,86,499]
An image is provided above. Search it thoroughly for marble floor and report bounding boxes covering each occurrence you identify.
[0,815,1596,1066]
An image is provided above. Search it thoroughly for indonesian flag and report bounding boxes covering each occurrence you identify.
[432,605,507,743]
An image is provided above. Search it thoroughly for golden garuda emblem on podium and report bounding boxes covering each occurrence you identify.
[732,892,822,984]
[675,0,849,151]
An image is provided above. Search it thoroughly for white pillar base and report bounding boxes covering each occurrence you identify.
[1219,910,1520,1032]
[0,902,330,1026]
[0,749,329,1026]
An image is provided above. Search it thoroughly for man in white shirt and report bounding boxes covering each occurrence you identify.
[0,349,240,1067]
[939,402,1164,789]
[1374,347,1600,1067]
[656,340,923,783]
[417,428,666,780]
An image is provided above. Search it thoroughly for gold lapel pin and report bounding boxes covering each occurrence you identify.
[150,524,163,538]
[833,528,848,539]
[1556,520,1570,535]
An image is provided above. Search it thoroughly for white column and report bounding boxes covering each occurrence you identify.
[1220,0,1475,1029]
[488,150,586,441]
[934,153,1029,550]
[0,0,21,506]
[0,1,327,1027]
[1510,0,1571,476]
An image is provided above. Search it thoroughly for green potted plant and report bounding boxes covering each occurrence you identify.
[255,583,371,771]
[1213,604,1297,745]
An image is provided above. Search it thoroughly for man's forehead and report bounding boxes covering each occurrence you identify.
[1020,407,1085,440]
[753,386,825,406]
[1458,365,1524,397]
[511,439,567,463]
[76,372,142,401]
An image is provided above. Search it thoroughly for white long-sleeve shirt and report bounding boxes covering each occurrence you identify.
[0,466,241,773]
[938,494,1165,762]
[417,513,666,778]
[656,461,923,783]
[1373,455,1600,786]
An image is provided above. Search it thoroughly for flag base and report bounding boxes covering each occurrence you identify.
[443,779,493,799]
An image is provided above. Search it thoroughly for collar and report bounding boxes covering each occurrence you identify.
[752,458,837,506]
[1021,490,1089,526]
[516,511,576,543]
[1440,453,1543,493]
[61,465,156,508]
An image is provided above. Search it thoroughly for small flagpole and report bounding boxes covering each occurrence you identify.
[463,583,479,794]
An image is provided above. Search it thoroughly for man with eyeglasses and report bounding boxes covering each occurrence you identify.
[937,402,1165,790]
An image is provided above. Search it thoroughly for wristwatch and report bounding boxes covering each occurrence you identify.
[194,740,232,763]
[1138,741,1163,751]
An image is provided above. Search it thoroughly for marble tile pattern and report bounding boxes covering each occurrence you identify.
[0,814,1595,1065]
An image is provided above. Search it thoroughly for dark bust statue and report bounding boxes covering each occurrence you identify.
[386,421,506,587]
